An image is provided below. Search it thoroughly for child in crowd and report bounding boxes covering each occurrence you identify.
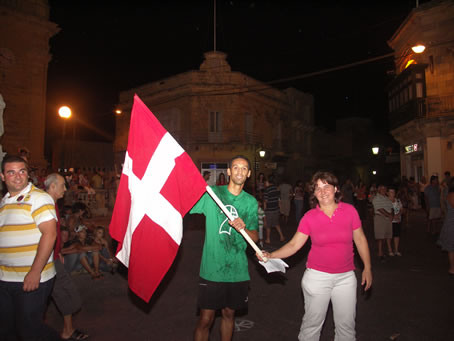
[62,225,103,280]
[388,188,403,256]
[93,226,118,273]
[257,198,266,248]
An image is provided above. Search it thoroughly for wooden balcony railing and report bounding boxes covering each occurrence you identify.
[389,93,454,129]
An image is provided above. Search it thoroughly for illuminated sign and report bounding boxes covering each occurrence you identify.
[404,143,420,154]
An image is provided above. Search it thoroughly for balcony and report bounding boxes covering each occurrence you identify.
[389,94,454,129]
[388,98,425,129]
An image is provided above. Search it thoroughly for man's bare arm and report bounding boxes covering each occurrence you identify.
[23,219,57,291]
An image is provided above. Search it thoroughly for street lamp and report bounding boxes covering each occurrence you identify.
[58,106,72,170]
[254,147,266,195]
[372,146,379,155]
[58,106,72,119]
[411,44,426,54]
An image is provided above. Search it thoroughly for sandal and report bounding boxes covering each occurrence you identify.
[64,329,89,340]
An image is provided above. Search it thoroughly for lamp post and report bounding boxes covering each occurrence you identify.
[254,147,266,195]
[371,145,380,182]
[58,106,72,170]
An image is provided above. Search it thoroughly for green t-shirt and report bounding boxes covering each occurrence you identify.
[190,185,258,282]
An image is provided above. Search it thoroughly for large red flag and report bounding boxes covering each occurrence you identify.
[109,94,207,302]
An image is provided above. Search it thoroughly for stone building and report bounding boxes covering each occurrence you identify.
[0,0,58,168]
[388,0,454,180]
[115,51,315,190]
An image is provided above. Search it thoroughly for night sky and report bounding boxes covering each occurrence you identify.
[45,0,430,147]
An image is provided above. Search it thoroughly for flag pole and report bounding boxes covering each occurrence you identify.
[205,186,268,261]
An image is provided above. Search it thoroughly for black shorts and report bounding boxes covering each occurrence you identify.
[197,277,249,311]
[392,222,401,237]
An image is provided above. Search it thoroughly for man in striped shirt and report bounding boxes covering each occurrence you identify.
[0,155,60,340]
[264,177,285,243]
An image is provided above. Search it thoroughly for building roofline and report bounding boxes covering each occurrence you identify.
[387,0,450,47]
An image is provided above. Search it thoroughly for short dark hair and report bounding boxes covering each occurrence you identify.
[1,155,28,173]
[309,171,342,207]
[228,155,251,170]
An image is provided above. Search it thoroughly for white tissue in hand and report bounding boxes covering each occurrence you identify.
[259,258,289,273]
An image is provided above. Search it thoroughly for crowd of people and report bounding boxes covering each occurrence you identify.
[27,167,120,211]
[22,166,120,280]
[2,152,453,341]
[367,172,454,275]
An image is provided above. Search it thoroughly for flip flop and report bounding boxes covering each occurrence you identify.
[64,329,89,340]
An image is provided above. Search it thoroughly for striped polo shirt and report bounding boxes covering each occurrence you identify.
[372,193,393,216]
[0,183,57,282]
[264,185,280,212]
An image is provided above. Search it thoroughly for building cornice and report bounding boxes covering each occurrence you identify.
[390,115,454,144]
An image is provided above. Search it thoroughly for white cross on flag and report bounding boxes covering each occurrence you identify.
[109,94,207,302]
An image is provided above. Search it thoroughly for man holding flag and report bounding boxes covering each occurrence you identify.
[109,95,259,340]
[190,155,258,341]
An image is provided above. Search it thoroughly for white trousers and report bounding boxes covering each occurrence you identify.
[298,268,357,341]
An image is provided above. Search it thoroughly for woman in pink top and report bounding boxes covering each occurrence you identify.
[258,171,372,341]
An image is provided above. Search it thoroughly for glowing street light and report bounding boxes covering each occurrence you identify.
[58,106,72,119]
[372,146,379,155]
[411,44,426,54]
[115,109,122,115]
[259,150,266,158]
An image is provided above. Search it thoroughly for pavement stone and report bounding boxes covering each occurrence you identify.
[45,209,454,341]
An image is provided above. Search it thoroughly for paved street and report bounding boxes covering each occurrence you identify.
[46,209,454,341]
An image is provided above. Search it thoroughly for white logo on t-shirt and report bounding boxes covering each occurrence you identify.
[219,204,238,235]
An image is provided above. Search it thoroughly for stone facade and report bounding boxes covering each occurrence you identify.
[388,0,454,180]
[115,51,315,188]
[0,0,58,168]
